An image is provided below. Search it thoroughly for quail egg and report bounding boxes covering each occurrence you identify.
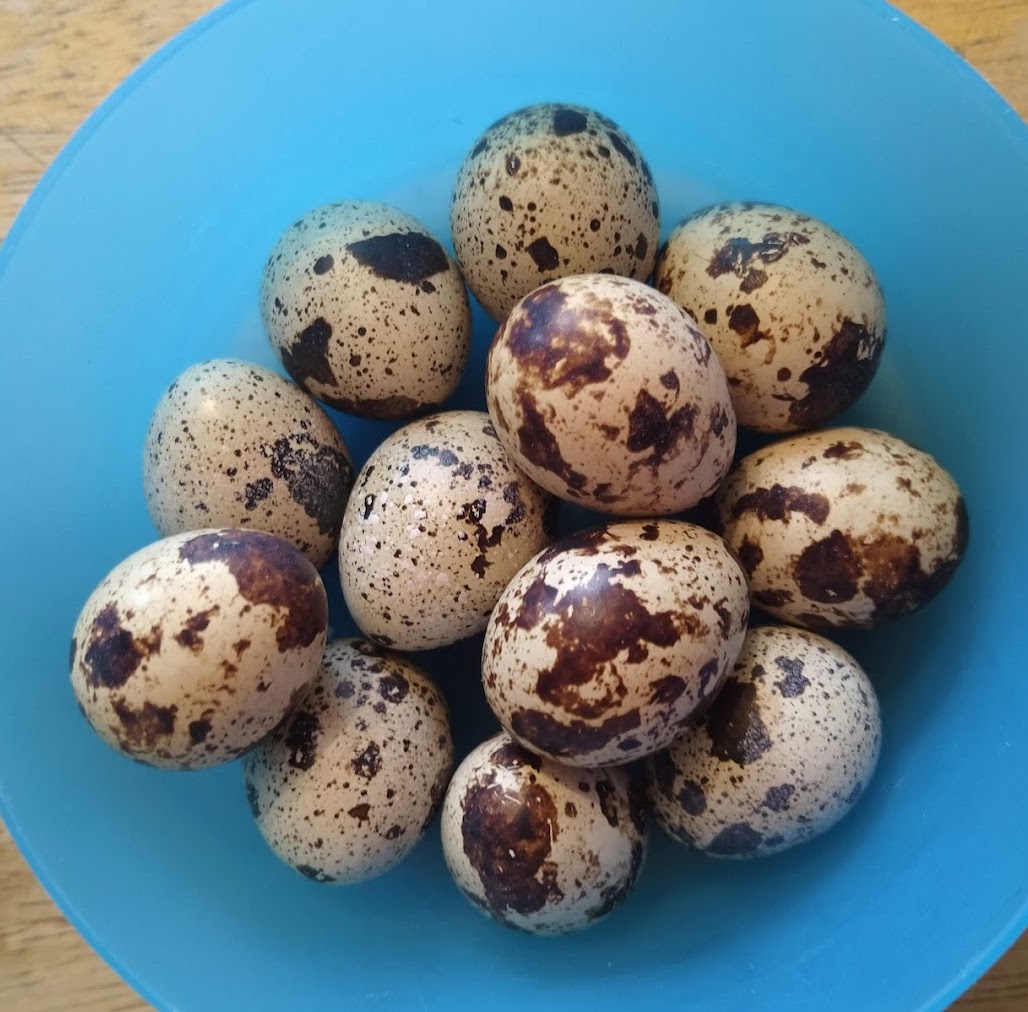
[440,732,647,934]
[648,624,882,857]
[260,201,471,418]
[243,638,454,884]
[655,201,886,432]
[451,103,659,320]
[70,529,328,769]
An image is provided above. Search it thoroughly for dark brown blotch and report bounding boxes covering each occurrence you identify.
[626,389,698,467]
[111,699,177,751]
[706,822,763,856]
[461,772,563,916]
[515,390,588,490]
[509,708,641,759]
[534,563,684,719]
[731,484,830,525]
[285,709,319,770]
[265,433,354,536]
[281,317,338,389]
[703,679,772,765]
[179,530,327,652]
[788,319,883,428]
[82,603,162,690]
[174,607,219,652]
[793,529,861,603]
[352,741,383,780]
[346,231,449,285]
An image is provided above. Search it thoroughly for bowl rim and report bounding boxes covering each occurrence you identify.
[0,0,1026,1008]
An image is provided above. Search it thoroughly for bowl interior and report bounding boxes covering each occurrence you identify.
[1,0,1027,1009]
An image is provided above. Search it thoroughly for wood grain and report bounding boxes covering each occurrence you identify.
[0,1,1025,1009]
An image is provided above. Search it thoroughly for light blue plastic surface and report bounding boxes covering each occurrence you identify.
[1,0,1026,1008]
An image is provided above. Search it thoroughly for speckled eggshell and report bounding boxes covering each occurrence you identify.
[714,427,969,629]
[654,202,886,432]
[647,624,881,858]
[143,359,354,569]
[485,274,736,516]
[260,201,471,418]
[243,638,454,884]
[440,732,647,934]
[339,410,553,651]
[70,529,328,770]
[482,521,749,767]
[451,103,660,320]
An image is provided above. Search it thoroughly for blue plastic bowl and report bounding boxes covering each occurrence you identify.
[1,0,1026,1008]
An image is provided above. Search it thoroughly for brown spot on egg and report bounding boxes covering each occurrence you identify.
[527,237,561,272]
[265,434,353,536]
[677,779,708,815]
[762,784,796,811]
[295,865,335,883]
[860,508,966,619]
[773,656,809,697]
[646,673,687,708]
[377,673,409,704]
[461,773,563,916]
[753,588,793,608]
[736,536,764,575]
[595,779,620,827]
[707,822,763,855]
[179,530,326,652]
[552,107,588,135]
[285,709,319,770]
[245,778,260,818]
[707,232,808,279]
[352,741,383,780]
[788,319,883,428]
[731,484,830,525]
[727,303,767,348]
[188,717,213,745]
[111,698,177,750]
[333,392,423,419]
[174,607,219,652]
[491,740,542,771]
[626,389,697,467]
[504,283,631,393]
[793,529,861,603]
[82,603,162,690]
[532,563,685,719]
[704,679,772,765]
[822,440,865,460]
[348,803,371,824]
[584,838,644,920]
[515,390,588,489]
[739,268,768,293]
[509,707,642,759]
[281,317,338,388]
[345,231,450,285]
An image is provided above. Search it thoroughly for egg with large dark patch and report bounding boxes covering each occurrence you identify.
[647,624,881,858]
[714,427,968,629]
[654,201,886,432]
[243,638,453,884]
[70,529,328,769]
[485,274,736,516]
[440,732,647,934]
[339,410,554,651]
[451,103,659,320]
[482,520,749,766]
[260,201,471,419]
[143,359,354,569]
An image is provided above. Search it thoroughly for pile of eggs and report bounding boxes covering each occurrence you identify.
[69,103,968,935]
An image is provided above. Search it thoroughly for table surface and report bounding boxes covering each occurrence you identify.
[1,1,1026,1009]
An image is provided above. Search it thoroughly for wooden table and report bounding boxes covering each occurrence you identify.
[1,1,1025,1008]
